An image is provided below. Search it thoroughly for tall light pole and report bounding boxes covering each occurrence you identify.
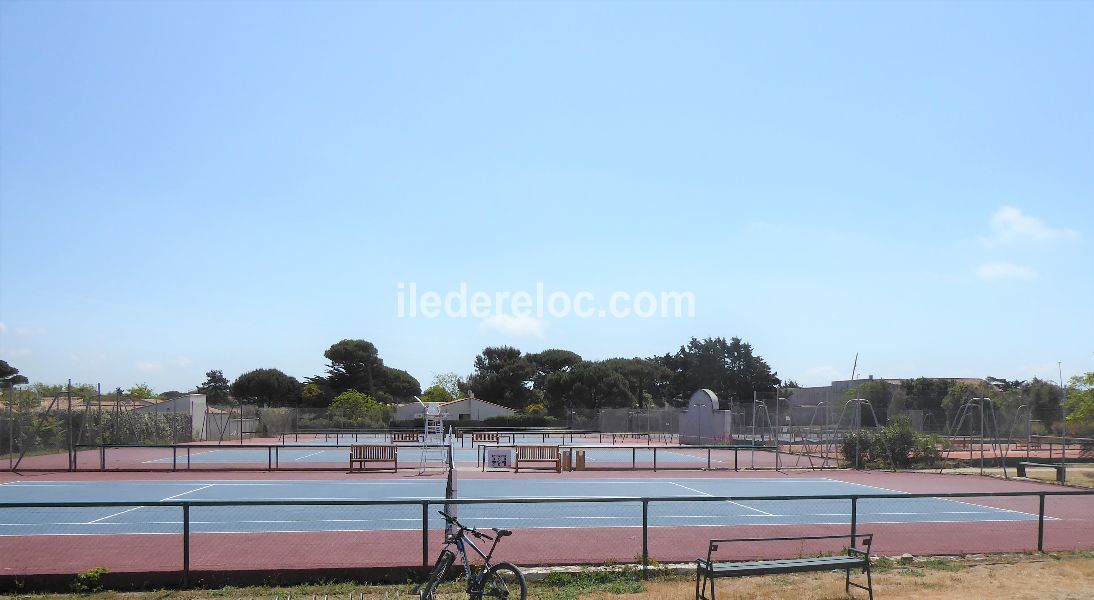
[1058,362,1067,467]
[773,385,780,470]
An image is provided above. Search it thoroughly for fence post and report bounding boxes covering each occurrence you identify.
[850,496,858,548]
[182,504,190,587]
[642,499,649,579]
[422,501,429,567]
[1037,493,1045,552]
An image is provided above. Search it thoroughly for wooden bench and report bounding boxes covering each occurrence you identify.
[1017,461,1066,482]
[696,534,873,600]
[349,444,398,472]
[515,445,561,473]
[391,432,421,443]
[473,432,500,445]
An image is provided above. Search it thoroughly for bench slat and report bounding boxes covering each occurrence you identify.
[704,556,863,572]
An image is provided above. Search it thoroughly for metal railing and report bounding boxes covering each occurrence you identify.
[476,443,774,471]
[2,489,1089,586]
[67,443,454,471]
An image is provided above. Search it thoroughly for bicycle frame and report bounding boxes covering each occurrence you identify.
[420,511,523,600]
[446,525,503,589]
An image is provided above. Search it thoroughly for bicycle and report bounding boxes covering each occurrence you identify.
[417,511,527,600]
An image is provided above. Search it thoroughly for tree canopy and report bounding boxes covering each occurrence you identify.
[421,384,454,404]
[1066,372,1094,434]
[653,337,780,405]
[309,339,420,404]
[196,370,230,403]
[467,346,536,409]
[0,360,29,389]
[322,339,382,395]
[230,368,301,406]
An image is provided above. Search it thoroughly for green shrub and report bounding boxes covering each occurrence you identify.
[840,417,941,469]
[71,566,109,593]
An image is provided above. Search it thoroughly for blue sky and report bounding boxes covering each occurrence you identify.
[1,1,1091,393]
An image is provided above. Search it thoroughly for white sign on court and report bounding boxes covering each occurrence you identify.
[485,448,513,469]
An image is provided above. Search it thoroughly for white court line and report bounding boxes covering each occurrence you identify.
[669,482,774,516]
[821,477,1052,519]
[161,484,215,501]
[142,450,217,464]
[84,506,142,524]
[292,451,328,461]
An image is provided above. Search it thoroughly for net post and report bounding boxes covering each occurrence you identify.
[422,501,429,567]
[182,504,190,587]
[850,496,858,548]
[1038,493,1046,552]
[641,499,649,579]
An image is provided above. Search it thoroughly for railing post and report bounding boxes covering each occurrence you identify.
[182,504,190,587]
[1037,493,1045,552]
[422,501,429,567]
[642,499,649,579]
[850,496,858,548]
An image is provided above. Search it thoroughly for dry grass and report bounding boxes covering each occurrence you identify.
[939,464,1094,488]
[4,554,1092,600]
[1023,464,1094,488]
[580,554,1094,600]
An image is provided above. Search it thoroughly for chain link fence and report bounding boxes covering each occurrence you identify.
[0,490,1089,588]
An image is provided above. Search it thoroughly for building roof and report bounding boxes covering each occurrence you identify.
[441,397,515,412]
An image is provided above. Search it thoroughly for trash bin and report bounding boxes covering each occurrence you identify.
[575,450,586,471]
[561,451,572,471]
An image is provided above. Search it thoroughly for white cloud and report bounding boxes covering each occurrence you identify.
[136,361,164,372]
[975,261,1037,282]
[982,206,1080,246]
[1,347,32,359]
[480,314,546,338]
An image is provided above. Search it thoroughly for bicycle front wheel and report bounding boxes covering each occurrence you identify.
[481,562,527,600]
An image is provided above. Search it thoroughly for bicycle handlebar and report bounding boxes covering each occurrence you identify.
[437,510,492,540]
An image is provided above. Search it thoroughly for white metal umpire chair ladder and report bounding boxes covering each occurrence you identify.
[415,398,450,475]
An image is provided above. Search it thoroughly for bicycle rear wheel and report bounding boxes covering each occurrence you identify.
[481,562,526,600]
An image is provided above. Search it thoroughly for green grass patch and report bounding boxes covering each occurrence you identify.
[918,559,963,572]
[534,568,645,600]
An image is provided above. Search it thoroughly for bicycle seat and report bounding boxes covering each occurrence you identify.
[492,528,512,537]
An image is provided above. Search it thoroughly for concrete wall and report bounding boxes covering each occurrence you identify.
[679,389,733,445]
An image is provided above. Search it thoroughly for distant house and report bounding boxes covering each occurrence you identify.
[130,394,208,439]
[394,394,516,422]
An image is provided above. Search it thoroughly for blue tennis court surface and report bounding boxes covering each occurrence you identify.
[0,478,1040,536]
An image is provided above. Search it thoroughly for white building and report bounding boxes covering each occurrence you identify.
[394,395,516,422]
